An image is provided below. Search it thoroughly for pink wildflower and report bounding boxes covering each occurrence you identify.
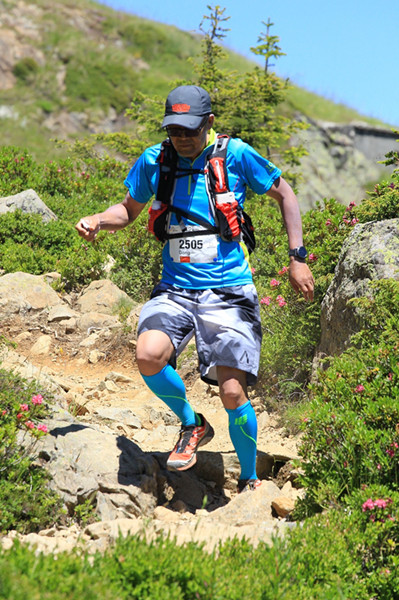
[355,384,365,393]
[1,410,6,416]
[345,201,356,211]
[278,266,289,275]
[325,219,332,226]
[20,404,29,412]
[308,253,318,262]
[270,279,280,287]
[251,267,256,274]
[388,373,393,381]
[276,295,287,307]
[37,424,48,433]
[25,421,35,429]
[362,498,375,512]
[351,218,359,226]
[16,413,23,419]
[31,394,43,405]
[260,296,272,306]
[374,499,389,509]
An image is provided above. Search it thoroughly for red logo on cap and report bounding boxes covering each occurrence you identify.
[172,103,190,113]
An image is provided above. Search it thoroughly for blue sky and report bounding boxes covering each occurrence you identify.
[97,0,399,128]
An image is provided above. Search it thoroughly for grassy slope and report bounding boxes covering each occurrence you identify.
[0,0,389,162]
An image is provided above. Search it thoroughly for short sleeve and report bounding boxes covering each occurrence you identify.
[123,145,161,204]
[229,138,282,195]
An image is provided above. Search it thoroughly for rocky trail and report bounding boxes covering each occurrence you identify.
[0,272,303,555]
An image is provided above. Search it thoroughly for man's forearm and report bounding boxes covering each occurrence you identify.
[267,177,304,248]
[279,194,304,249]
[97,203,132,231]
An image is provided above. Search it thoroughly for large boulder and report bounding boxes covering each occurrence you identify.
[0,272,62,317]
[37,406,160,520]
[317,218,399,359]
[292,119,391,211]
[0,189,57,222]
[77,279,133,316]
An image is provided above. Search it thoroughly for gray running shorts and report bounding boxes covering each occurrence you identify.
[137,282,262,386]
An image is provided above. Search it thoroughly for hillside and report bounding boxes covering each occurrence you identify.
[0,0,389,163]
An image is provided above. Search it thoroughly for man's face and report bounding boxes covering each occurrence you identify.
[166,115,214,161]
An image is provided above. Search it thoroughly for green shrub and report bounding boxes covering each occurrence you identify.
[108,214,163,301]
[0,369,63,533]
[0,240,56,274]
[2,513,396,600]
[251,196,354,400]
[355,175,399,222]
[344,484,399,590]
[296,280,399,515]
[56,240,108,291]
[0,147,36,194]
[12,58,39,81]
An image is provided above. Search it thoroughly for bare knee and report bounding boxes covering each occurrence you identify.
[217,366,248,410]
[136,330,174,376]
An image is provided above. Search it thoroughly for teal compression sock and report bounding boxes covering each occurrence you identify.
[226,400,258,480]
[141,364,199,427]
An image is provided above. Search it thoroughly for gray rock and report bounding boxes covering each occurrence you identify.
[77,280,133,316]
[30,334,52,356]
[78,312,121,333]
[47,305,77,322]
[210,480,282,525]
[0,272,62,316]
[0,189,57,222]
[105,371,135,383]
[93,407,142,429]
[317,218,399,359]
[37,407,159,518]
[292,119,393,211]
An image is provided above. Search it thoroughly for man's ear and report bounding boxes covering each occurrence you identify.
[207,114,215,130]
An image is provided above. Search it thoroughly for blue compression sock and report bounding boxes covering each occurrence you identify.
[141,364,199,427]
[226,400,258,480]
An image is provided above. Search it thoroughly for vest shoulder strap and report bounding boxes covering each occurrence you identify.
[156,138,178,205]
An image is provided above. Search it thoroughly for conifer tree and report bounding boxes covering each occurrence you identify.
[94,4,307,177]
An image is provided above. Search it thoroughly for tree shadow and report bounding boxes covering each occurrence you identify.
[49,423,89,436]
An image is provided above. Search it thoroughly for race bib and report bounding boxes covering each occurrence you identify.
[168,225,219,263]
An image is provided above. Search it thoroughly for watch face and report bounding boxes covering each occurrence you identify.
[297,246,307,259]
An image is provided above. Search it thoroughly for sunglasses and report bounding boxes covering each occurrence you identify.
[166,116,208,138]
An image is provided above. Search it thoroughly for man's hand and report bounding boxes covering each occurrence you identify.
[75,215,101,242]
[289,260,314,302]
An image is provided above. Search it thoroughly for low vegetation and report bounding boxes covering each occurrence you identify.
[0,4,398,598]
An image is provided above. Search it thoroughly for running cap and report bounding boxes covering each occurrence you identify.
[162,85,211,129]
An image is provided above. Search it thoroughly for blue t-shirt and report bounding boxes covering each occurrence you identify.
[124,131,281,289]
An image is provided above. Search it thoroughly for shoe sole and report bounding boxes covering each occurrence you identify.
[166,425,215,472]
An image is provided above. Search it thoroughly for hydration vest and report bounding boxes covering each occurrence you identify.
[148,134,256,254]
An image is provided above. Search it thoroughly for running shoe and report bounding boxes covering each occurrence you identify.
[166,414,214,471]
[237,478,262,493]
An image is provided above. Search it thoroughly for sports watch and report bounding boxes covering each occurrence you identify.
[288,246,307,262]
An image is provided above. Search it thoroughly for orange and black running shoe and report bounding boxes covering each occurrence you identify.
[166,414,214,471]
